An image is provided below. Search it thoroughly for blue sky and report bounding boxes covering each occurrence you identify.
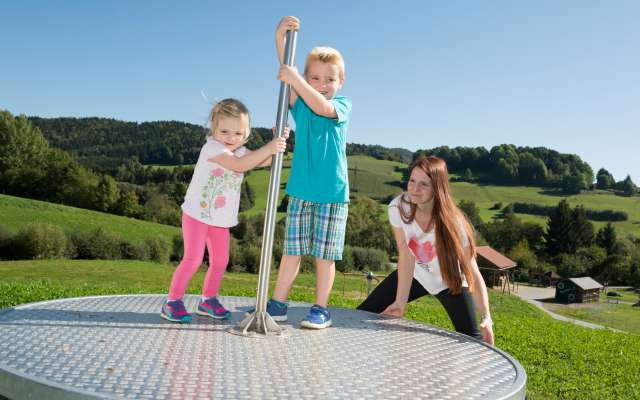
[2,1,638,182]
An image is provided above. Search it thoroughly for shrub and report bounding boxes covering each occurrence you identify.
[69,228,121,260]
[120,240,149,261]
[171,234,183,262]
[144,237,169,264]
[336,245,354,272]
[228,238,245,272]
[241,244,262,274]
[0,225,13,260]
[13,223,68,259]
[351,246,389,272]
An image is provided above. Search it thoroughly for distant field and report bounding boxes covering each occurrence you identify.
[449,182,640,236]
[544,301,640,335]
[0,194,179,244]
[145,156,640,237]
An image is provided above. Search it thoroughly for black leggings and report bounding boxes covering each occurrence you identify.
[357,270,482,340]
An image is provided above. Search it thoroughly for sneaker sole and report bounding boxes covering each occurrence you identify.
[196,309,230,320]
[160,313,191,323]
[300,319,332,329]
[243,311,287,322]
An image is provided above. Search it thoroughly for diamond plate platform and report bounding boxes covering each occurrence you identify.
[0,295,526,399]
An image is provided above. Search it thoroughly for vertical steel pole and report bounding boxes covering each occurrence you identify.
[229,28,297,337]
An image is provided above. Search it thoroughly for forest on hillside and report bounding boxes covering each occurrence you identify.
[27,115,636,195]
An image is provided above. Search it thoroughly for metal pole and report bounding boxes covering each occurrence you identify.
[229,28,298,337]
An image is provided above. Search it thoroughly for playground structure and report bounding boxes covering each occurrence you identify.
[0,295,526,399]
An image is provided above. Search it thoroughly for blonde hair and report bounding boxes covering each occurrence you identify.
[208,98,251,140]
[304,46,345,80]
[399,156,477,294]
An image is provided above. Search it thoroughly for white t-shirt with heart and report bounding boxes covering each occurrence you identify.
[388,194,469,295]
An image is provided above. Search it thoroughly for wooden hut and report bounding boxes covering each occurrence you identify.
[528,270,561,287]
[555,277,603,303]
[476,246,517,294]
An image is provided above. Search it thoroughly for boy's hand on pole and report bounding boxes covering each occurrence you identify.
[276,16,300,37]
[278,65,300,86]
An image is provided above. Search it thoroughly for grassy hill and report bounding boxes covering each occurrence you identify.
[241,155,640,236]
[0,194,179,244]
[1,260,639,399]
[3,155,635,247]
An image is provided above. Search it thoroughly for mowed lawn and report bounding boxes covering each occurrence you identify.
[0,194,179,244]
[2,260,640,399]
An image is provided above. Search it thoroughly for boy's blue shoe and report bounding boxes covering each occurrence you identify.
[160,299,192,323]
[300,304,332,329]
[196,296,231,320]
[244,298,288,322]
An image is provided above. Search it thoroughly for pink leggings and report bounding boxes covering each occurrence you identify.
[168,213,230,300]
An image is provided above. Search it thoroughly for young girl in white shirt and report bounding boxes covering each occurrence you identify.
[161,98,288,323]
[357,156,494,344]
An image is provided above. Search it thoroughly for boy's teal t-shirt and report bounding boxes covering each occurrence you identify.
[286,95,352,203]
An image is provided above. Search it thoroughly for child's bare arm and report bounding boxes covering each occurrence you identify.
[209,136,287,173]
[276,16,300,107]
[278,65,337,118]
[255,126,291,167]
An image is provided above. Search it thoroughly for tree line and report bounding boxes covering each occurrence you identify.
[459,199,640,286]
[415,145,637,195]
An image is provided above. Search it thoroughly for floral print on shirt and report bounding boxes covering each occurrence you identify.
[199,167,243,220]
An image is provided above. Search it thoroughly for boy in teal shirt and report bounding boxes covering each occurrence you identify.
[269,16,351,329]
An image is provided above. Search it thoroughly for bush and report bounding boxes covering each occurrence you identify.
[144,237,169,264]
[120,240,149,261]
[171,234,183,262]
[69,228,121,260]
[13,223,68,260]
[228,238,246,272]
[242,244,262,274]
[0,225,13,260]
[336,245,354,272]
[351,246,389,272]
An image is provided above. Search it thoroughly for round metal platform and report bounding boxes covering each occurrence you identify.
[0,295,526,400]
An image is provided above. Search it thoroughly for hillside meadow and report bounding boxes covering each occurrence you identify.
[0,194,179,244]
[1,260,639,399]
[147,155,639,237]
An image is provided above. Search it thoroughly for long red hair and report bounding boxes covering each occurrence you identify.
[399,156,476,294]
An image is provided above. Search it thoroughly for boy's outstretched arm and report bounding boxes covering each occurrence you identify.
[276,16,300,107]
[278,65,338,118]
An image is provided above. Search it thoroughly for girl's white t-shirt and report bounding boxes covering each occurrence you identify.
[181,138,247,227]
[388,194,470,295]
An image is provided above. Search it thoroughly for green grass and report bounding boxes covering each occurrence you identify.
[544,301,640,335]
[449,182,640,236]
[601,288,640,303]
[2,260,640,399]
[0,194,179,244]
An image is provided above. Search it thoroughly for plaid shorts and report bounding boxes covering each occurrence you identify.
[284,196,349,261]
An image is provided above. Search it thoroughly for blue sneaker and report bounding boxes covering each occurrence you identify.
[197,297,231,320]
[244,299,288,322]
[161,299,192,323]
[300,304,332,329]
